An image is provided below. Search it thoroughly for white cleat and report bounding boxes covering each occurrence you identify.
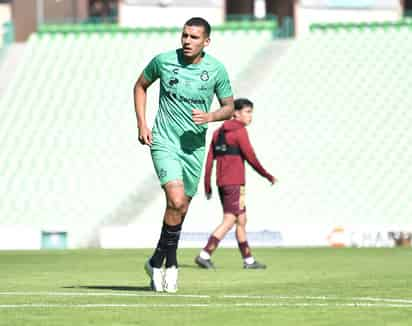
[144,260,164,292]
[164,266,178,293]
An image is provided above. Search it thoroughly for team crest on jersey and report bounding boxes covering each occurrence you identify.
[200,70,209,81]
[172,68,179,75]
[159,168,167,178]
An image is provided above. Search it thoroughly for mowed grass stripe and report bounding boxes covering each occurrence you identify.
[1,302,412,309]
[1,291,412,308]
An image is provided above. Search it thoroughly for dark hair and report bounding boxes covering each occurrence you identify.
[234,98,254,111]
[184,17,211,37]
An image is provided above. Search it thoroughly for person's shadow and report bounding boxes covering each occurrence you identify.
[63,285,151,291]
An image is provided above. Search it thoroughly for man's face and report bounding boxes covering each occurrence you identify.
[234,106,253,126]
[181,25,210,59]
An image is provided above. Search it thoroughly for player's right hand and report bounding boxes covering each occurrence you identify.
[205,184,212,199]
[138,126,152,146]
[269,176,277,185]
[192,109,211,125]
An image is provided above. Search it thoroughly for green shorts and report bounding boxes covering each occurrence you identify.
[151,147,205,197]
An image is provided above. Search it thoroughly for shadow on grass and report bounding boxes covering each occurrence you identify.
[179,263,202,269]
[63,285,152,291]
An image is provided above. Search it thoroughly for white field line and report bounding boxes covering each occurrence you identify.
[223,294,412,304]
[0,292,209,299]
[3,292,412,304]
[1,292,412,309]
[0,302,412,309]
[352,297,412,304]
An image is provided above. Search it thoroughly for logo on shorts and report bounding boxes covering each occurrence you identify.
[200,70,209,81]
[159,168,167,178]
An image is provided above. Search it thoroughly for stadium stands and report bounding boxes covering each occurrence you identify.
[243,21,412,232]
[2,20,411,248]
[0,24,274,247]
[126,21,412,248]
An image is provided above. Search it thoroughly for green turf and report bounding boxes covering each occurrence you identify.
[0,248,411,325]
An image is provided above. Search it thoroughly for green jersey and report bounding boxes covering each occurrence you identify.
[143,49,233,152]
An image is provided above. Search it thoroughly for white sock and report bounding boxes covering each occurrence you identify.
[244,256,255,265]
[199,250,211,260]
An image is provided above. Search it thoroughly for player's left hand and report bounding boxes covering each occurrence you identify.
[192,109,210,125]
[205,184,212,200]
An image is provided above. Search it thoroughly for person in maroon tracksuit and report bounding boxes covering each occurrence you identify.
[195,98,276,269]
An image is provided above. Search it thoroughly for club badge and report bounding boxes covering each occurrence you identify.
[200,71,209,81]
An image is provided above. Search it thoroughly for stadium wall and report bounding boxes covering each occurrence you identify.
[99,224,409,249]
[1,21,412,250]
[294,2,402,36]
[119,1,225,28]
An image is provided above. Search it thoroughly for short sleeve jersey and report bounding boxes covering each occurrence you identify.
[143,49,233,152]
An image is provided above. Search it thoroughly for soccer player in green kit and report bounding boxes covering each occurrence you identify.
[134,17,234,292]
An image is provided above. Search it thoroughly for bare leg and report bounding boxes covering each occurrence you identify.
[150,180,190,268]
[213,213,237,240]
[201,213,237,255]
[163,180,190,226]
[235,213,266,269]
[195,213,237,268]
[236,213,253,261]
[235,213,247,243]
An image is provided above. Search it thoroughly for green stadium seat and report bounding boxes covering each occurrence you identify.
[0,28,274,246]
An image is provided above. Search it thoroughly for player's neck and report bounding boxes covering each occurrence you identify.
[182,51,204,65]
[233,118,248,126]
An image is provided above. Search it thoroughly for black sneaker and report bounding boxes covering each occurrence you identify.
[243,261,266,269]
[195,255,215,269]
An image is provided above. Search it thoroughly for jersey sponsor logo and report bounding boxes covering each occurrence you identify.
[168,77,179,87]
[200,70,209,81]
[165,91,206,105]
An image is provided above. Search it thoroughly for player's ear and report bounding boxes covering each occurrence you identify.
[203,37,211,48]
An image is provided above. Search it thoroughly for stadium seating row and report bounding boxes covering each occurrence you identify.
[2,21,411,247]
[37,19,277,34]
[130,23,412,244]
[0,28,273,246]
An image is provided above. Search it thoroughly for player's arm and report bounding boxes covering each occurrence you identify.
[134,55,160,146]
[210,96,235,122]
[192,96,234,125]
[134,73,154,146]
[204,140,215,199]
[237,128,276,185]
[193,63,234,125]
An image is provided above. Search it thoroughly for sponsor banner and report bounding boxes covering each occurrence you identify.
[100,225,412,249]
[179,230,283,248]
[99,226,284,248]
[2,225,410,249]
[327,227,412,248]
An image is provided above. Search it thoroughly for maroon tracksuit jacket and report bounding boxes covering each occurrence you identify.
[204,119,274,195]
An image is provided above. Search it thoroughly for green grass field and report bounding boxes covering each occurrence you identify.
[1,248,411,325]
